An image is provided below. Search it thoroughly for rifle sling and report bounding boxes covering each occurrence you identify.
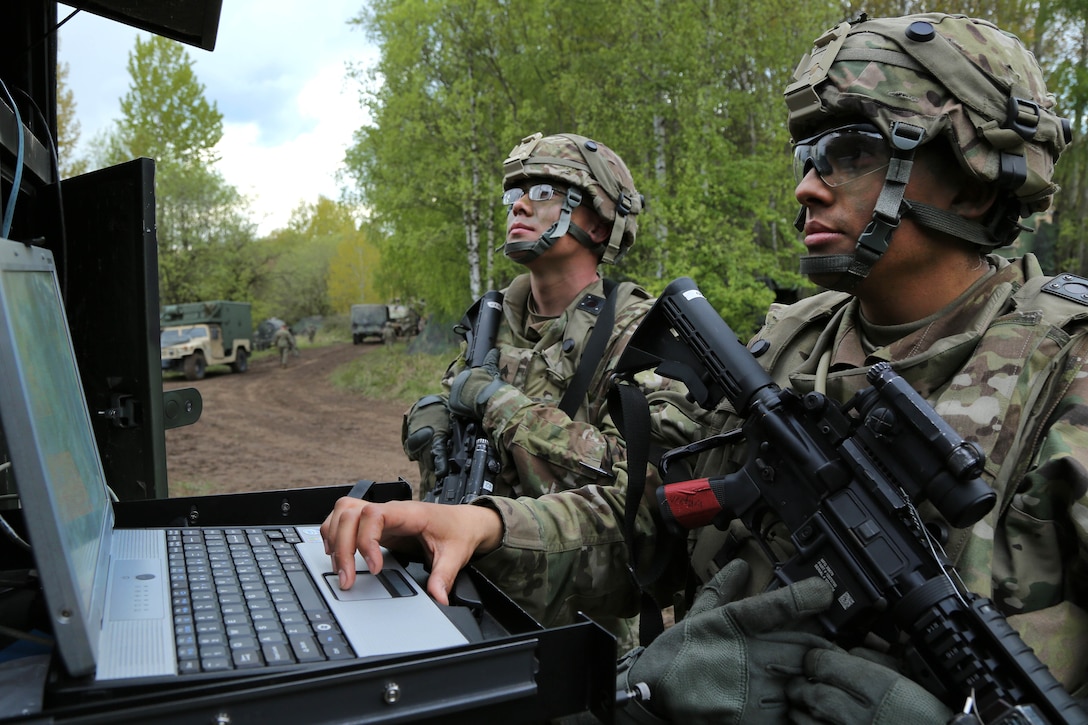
[558,279,617,418]
[609,380,681,646]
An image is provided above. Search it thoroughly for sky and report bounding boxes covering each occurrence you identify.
[57,1,378,236]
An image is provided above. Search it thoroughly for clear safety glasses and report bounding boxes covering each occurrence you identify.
[502,183,569,207]
[793,124,892,188]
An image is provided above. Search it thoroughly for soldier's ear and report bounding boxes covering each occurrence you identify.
[950,179,999,221]
[577,207,609,244]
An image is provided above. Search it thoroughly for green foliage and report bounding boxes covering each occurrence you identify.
[80,2,1088,327]
[250,197,370,322]
[109,36,222,166]
[344,0,1088,323]
[328,222,384,311]
[330,344,453,405]
[344,0,835,329]
[56,62,89,178]
[93,35,259,306]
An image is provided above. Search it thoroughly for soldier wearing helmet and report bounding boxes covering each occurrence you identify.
[783,13,1070,299]
[324,15,1088,722]
[400,132,694,651]
[500,132,642,266]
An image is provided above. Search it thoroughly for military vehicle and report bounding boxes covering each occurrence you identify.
[254,316,286,350]
[350,303,389,344]
[386,302,420,338]
[160,301,252,380]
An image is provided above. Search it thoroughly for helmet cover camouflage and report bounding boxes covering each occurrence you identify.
[503,132,642,263]
[785,13,1071,215]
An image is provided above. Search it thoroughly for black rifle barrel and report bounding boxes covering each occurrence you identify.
[430,289,504,506]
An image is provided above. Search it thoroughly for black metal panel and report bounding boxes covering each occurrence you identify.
[62,0,223,51]
[55,158,167,500]
[111,481,418,528]
[0,0,58,247]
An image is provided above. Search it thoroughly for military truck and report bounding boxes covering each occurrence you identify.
[386,303,420,338]
[351,304,389,344]
[161,301,253,380]
[254,317,286,351]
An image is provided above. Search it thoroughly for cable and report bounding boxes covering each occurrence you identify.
[0,461,29,552]
[14,8,82,62]
[0,77,25,238]
[0,624,52,648]
[14,86,68,302]
[0,512,30,552]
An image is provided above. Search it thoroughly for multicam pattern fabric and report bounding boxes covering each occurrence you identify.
[414,274,685,498]
[408,273,698,649]
[503,133,640,229]
[787,13,1068,211]
[471,254,1088,697]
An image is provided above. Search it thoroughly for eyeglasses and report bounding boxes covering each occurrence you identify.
[502,183,569,206]
[793,124,892,188]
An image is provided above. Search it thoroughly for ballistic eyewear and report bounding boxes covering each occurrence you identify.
[502,183,570,206]
[793,124,892,188]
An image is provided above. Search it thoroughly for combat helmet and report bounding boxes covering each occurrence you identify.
[785,13,1072,289]
[502,132,642,264]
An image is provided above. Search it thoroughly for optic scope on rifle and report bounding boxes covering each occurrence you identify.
[613,276,1087,725]
[619,276,996,533]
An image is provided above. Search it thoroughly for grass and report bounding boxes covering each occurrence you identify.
[169,479,221,497]
[331,342,456,405]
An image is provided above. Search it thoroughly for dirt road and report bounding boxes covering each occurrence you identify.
[163,343,419,497]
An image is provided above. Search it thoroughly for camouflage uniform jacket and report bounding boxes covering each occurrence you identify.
[272,328,294,350]
[472,255,1088,695]
[440,273,692,499]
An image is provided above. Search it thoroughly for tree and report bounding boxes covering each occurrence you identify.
[94,35,256,304]
[328,222,383,311]
[345,0,526,318]
[55,61,89,178]
[345,0,833,330]
[346,0,1088,329]
[251,197,362,322]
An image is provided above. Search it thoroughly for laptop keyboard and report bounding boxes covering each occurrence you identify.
[168,527,356,673]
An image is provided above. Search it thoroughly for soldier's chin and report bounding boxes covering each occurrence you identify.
[804,271,850,292]
[503,242,536,264]
[800,254,856,293]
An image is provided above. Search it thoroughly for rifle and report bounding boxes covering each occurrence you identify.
[615,276,1087,725]
[427,289,504,505]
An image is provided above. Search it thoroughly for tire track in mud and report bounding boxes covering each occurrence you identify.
[162,342,418,496]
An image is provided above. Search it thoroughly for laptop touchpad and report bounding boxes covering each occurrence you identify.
[323,570,417,601]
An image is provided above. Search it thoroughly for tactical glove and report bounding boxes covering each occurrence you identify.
[402,394,451,482]
[448,348,508,421]
[624,559,834,725]
[786,646,953,724]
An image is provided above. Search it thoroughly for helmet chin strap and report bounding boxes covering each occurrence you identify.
[503,187,589,263]
[797,122,924,292]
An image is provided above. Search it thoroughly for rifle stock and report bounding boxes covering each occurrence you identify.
[617,276,1086,725]
[428,290,504,506]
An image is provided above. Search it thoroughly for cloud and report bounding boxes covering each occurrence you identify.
[217,60,371,233]
[57,0,375,236]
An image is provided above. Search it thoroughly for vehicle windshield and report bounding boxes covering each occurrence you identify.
[161,326,206,345]
[353,306,387,325]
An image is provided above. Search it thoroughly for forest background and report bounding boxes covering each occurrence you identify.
[56,0,1088,336]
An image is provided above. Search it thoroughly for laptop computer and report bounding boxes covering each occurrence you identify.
[0,237,469,686]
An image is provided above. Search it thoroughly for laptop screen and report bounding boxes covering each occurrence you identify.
[0,239,113,667]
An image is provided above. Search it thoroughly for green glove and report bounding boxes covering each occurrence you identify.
[625,559,834,725]
[402,394,451,482]
[786,646,953,725]
[448,348,507,421]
